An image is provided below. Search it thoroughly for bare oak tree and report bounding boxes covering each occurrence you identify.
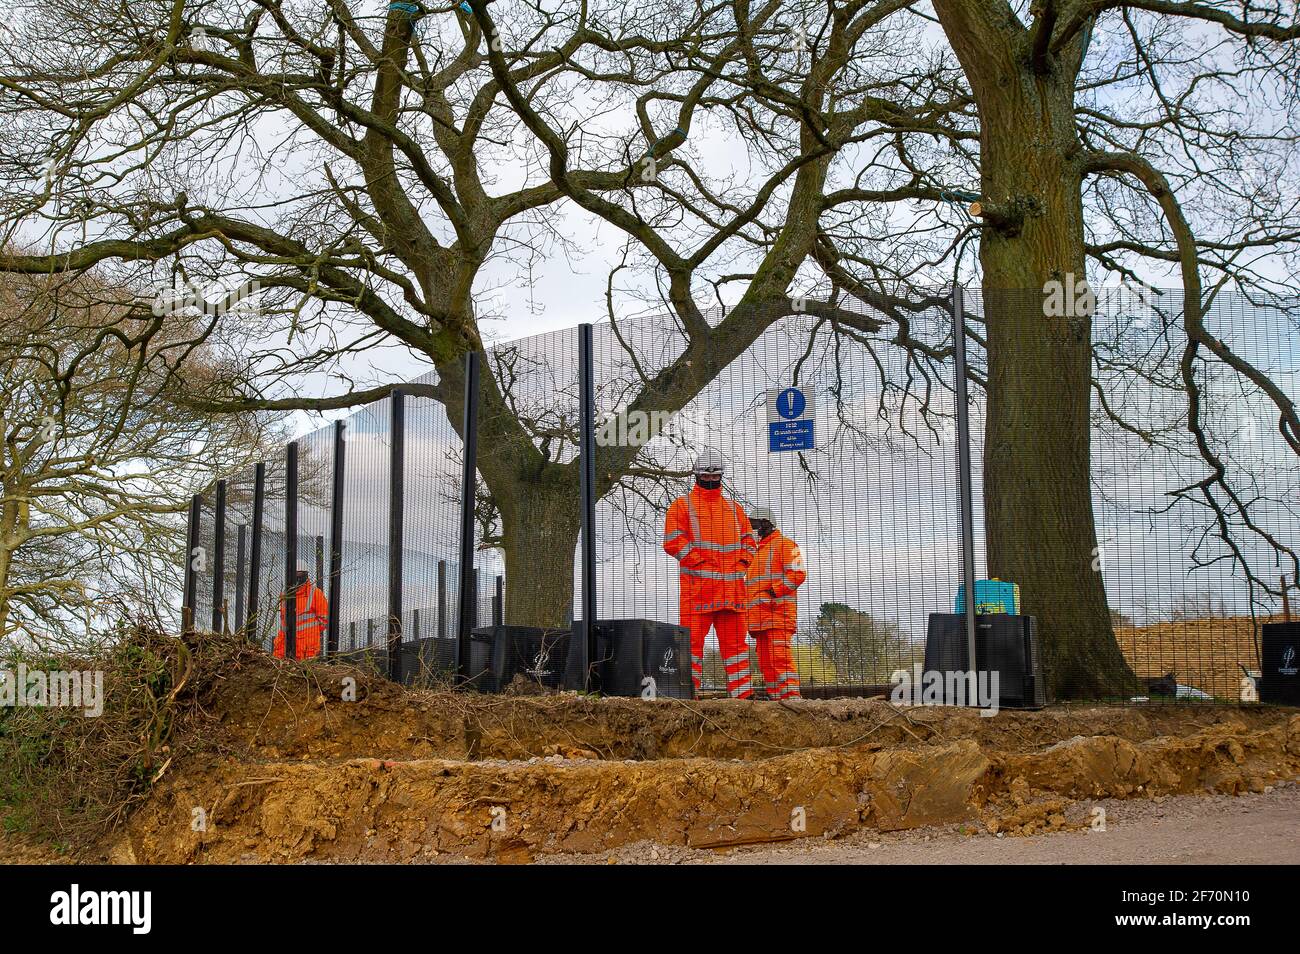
[1,0,1296,694]
[0,264,272,647]
[0,0,963,629]
[923,0,1300,690]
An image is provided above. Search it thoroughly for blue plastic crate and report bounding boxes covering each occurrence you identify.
[954,579,1020,615]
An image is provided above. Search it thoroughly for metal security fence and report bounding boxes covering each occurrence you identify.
[182,287,1300,704]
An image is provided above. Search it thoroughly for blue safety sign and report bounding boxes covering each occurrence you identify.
[769,419,814,451]
[775,387,805,419]
[766,387,815,452]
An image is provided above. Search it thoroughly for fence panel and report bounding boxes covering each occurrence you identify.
[479,323,580,632]
[591,300,967,695]
[959,288,1300,701]
[190,497,215,631]
[249,458,287,651]
[191,288,1298,704]
[336,402,390,655]
[223,467,256,633]
[1088,290,1299,701]
[401,371,469,679]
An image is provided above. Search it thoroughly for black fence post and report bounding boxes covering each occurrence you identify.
[234,523,247,632]
[387,390,406,683]
[314,535,325,597]
[494,574,504,627]
[182,494,201,634]
[285,441,299,659]
[211,479,227,633]
[327,420,346,657]
[577,322,599,689]
[438,559,447,639]
[456,352,481,683]
[951,285,978,685]
[246,462,265,640]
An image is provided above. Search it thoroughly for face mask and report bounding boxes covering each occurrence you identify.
[696,475,722,489]
[754,521,774,538]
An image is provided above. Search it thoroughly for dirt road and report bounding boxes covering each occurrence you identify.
[540,782,1300,865]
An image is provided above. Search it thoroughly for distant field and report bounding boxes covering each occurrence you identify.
[1116,616,1270,701]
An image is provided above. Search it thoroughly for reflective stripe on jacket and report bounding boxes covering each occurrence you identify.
[663,485,757,615]
[275,583,329,659]
[745,531,806,631]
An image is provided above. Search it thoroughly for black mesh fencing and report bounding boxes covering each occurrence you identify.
[179,287,1300,706]
[251,457,286,651]
[337,400,389,657]
[190,499,214,631]
[590,301,964,695]
[224,468,256,633]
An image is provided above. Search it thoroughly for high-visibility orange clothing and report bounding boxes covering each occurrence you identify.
[275,583,329,659]
[665,484,757,699]
[683,609,752,698]
[754,629,801,700]
[663,485,757,616]
[745,531,806,632]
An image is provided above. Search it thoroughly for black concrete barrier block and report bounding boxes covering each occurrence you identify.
[596,618,694,699]
[923,613,1046,709]
[1260,622,1300,705]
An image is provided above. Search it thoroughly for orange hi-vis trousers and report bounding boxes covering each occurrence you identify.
[753,628,801,700]
[683,609,752,699]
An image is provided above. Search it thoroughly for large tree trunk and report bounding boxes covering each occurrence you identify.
[495,472,580,629]
[973,68,1137,699]
[433,352,581,630]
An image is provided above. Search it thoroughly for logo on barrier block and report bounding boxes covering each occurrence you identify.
[526,646,554,679]
[766,387,815,452]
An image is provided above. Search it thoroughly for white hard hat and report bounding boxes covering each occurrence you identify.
[750,507,774,523]
[297,562,311,574]
[694,447,724,475]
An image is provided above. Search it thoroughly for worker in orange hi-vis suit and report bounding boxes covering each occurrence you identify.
[745,507,807,700]
[275,564,329,660]
[663,448,758,698]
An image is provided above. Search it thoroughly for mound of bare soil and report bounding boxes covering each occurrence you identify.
[75,649,1300,864]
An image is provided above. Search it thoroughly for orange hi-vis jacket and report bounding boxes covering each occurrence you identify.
[275,582,329,659]
[746,531,806,632]
[663,485,757,615]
